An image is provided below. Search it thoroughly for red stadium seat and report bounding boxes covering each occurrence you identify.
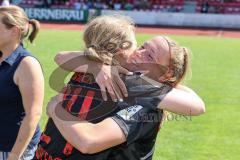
[14,0,240,14]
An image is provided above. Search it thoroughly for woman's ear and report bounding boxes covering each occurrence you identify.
[11,26,20,38]
[159,69,174,83]
[159,75,168,83]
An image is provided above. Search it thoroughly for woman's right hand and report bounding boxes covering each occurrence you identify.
[93,64,133,102]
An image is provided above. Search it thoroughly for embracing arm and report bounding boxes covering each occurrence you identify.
[49,100,125,154]
[55,51,99,73]
[158,85,205,116]
[55,51,132,101]
[48,85,205,155]
[8,57,44,160]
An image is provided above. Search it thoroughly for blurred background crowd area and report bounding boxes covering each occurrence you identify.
[3,0,240,14]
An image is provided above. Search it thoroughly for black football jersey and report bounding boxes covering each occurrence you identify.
[33,72,172,160]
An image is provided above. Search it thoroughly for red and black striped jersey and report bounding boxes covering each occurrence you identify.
[34,72,172,160]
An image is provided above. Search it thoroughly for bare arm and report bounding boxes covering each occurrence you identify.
[8,57,44,160]
[140,76,205,116]
[55,51,132,102]
[48,84,205,154]
[158,85,205,116]
[55,51,98,73]
[48,97,125,154]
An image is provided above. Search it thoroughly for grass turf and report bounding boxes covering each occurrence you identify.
[26,29,240,160]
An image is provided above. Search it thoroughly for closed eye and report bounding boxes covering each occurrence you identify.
[140,45,144,49]
[148,54,153,60]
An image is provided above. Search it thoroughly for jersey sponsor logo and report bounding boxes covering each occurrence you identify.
[35,145,63,160]
[117,105,143,120]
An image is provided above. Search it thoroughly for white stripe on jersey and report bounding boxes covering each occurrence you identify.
[140,146,155,160]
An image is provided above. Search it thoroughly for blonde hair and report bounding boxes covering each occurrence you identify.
[83,15,136,65]
[162,37,189,87]
[159,37,190,130]
[0,5,40,43]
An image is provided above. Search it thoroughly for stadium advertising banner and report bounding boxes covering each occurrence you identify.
[24,8,88,22]
[102,10,240,29]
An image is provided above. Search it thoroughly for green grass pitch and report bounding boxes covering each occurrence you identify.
[26,29,240,160]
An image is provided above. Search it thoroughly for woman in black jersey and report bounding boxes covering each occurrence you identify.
[35,15,204,160]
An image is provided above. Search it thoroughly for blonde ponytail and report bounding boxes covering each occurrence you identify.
[0,5,40,43]
[28,19,40,43]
